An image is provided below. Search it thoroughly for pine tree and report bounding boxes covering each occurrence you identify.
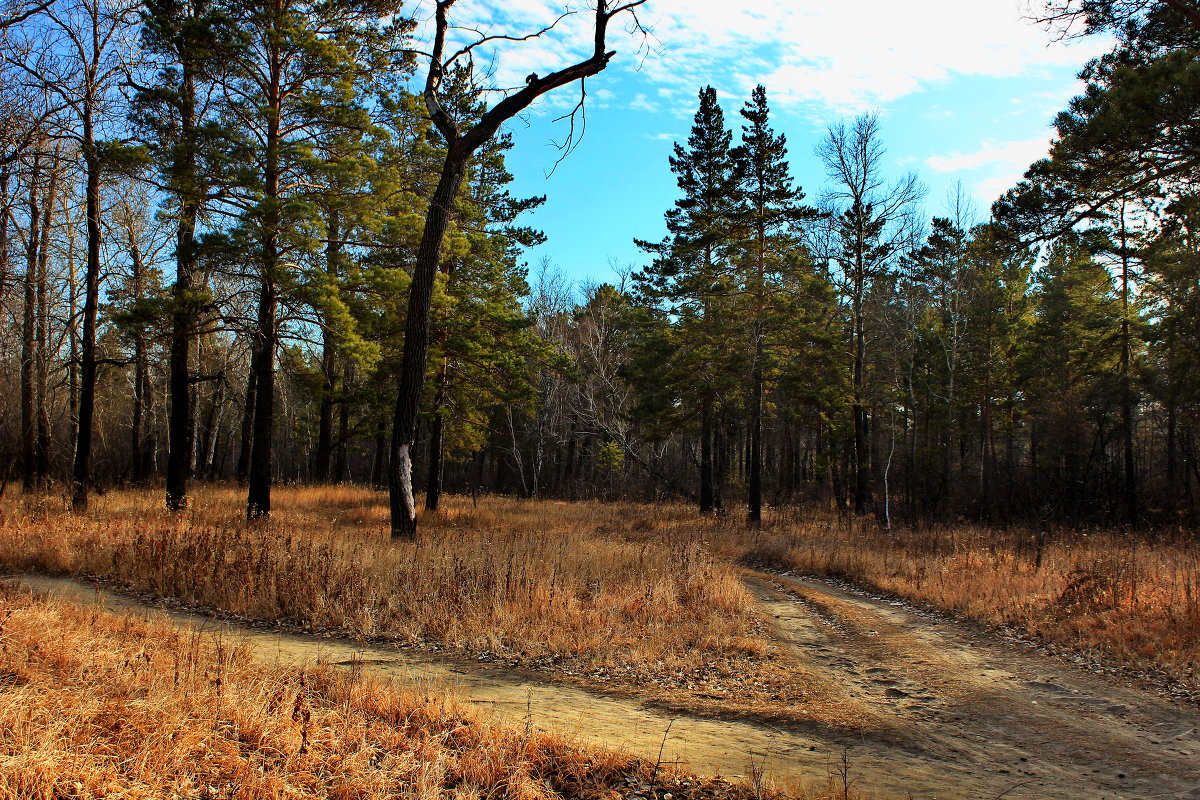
[1024,234,1125,518]
[214,0,408,518]
[634,85,741,513]
[730,85,815,523]
[133,0,241,510]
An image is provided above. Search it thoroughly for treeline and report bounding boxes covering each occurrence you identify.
[0,0,1198,528]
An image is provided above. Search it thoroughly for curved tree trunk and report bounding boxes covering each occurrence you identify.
[387,0,643,538]
[389,155,467,537]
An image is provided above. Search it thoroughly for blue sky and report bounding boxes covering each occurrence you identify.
[428,1,1111,285]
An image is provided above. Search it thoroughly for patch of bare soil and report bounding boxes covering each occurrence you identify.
[12,574,1200,800]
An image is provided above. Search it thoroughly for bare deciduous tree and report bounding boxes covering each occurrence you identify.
[6,0,139,508]
[1034,0,1200,34]
[814,112,923,515]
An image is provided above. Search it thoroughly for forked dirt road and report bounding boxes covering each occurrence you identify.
[10,573,1200,800]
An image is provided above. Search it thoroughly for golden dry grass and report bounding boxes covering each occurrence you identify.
[4,483,1193,716]
[0,583,821,800]
[0,486,865,729]
[0,486,754,663]
[717,512,1200,690]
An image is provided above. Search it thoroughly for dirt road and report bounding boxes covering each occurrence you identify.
[746,571,1200,800]
[10,574,1199,800]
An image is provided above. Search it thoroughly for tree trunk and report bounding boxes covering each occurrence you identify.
[165,47,201,510]
[128,235,153,483]
[236,347,257,484]
[246,271,277,518]
[20,153,41,492]
[371,416,387,487]
[335,359,351,481]
[748,331,763,524]
[425,411,445,511]
[314,363,335,481]
[0,165,10,299]
[389,153,467,537]
[313,207,340,482]
[1166,323,1177,506]
[714,420,728,512]
[980,357,994,521]
[424,357,449,511]
[206,378,227,480]
[35,152,59,487]
[246,42,283,520]
[852,289,872,514]
[699,397,714,513]
[72,135,102,511]
[1119,213,1139,525]
[67,225,79,454]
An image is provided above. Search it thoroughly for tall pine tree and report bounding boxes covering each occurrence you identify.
[731,85,815,522]
[634,85,740,513]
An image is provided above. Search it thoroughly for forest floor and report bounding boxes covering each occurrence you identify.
[1,486,1199,798]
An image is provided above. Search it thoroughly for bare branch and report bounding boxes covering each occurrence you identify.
[0,0,55,31]
[545,78,587,176]
[442,12,574,69]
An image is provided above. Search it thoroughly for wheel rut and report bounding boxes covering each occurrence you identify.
[747,570,1200,800]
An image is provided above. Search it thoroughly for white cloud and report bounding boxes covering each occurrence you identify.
[630,93,659,112]
[922,136,1056,202]
[408,0,1109,119]
[973,174,1023,203]
[635,0,1109,113]
[926,136,1052,173]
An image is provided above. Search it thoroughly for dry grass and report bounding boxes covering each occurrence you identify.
[5,483,1191,720]
[0,486,753,663]
[720,512,1200,690]
[0,486,861,728]
[0,583,823,800]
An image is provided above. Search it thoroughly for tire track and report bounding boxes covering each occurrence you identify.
[747,570,1200,800]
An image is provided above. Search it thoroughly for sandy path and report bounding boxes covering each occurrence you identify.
[9,574,1200,799]
[747,572,1200,800]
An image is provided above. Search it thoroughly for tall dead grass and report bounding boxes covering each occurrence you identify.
[0,486,759,671]
[6,484,1190,706]
[0,584,807,800]
[720,513,1200,689]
